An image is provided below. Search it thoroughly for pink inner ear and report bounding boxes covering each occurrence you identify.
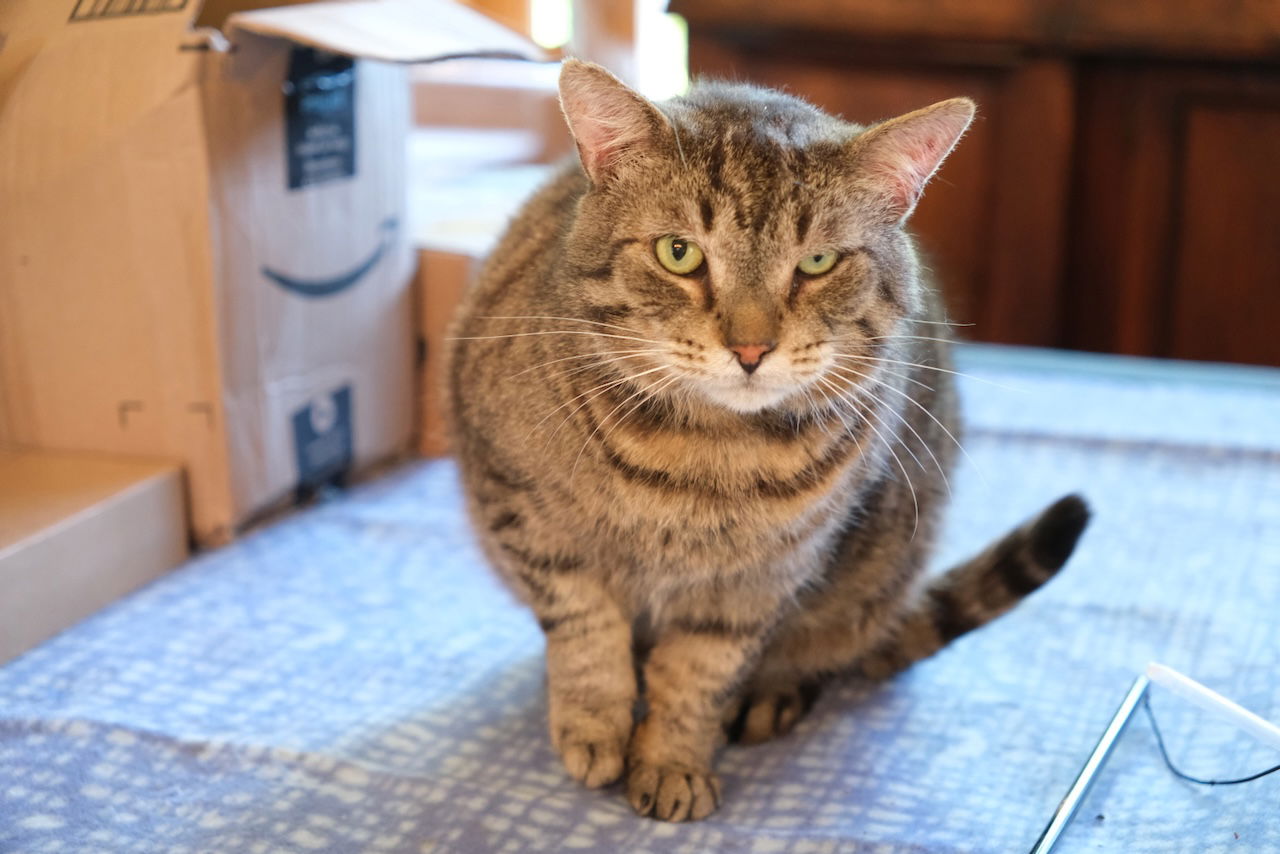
[889,138,948,208]
[574,110,644,178]
[864,106,972,217]
[560,72,660,181]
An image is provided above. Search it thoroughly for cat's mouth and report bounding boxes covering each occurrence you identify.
[697,373,796,414]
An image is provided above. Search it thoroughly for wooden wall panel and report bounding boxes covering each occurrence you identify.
[1170,106,1280,364]
[1068,65,1280,365]
[1065,69,1180,357]
[980,59,1074,347]
[676,0,1280,61]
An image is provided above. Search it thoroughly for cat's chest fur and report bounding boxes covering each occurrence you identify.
[551,398,880,587]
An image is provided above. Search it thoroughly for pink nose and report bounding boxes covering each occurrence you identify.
[729,342,776,374]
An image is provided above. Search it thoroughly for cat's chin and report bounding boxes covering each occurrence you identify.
[697,381,796,414]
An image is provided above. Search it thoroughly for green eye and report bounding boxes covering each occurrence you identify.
[655,236,705,275]
[797,251,839,276]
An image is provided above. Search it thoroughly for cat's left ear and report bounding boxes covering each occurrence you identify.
[559,59,673,185]
[850,98,976,223]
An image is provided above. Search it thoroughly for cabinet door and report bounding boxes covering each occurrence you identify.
[1069,66,1280,366]
[684,35,1075,348]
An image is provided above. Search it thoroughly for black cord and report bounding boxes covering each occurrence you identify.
[1142,694,1280,786]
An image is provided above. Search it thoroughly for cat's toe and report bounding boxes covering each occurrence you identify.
[559,737,625,788]
[730,683,821,745]
[551,701,632,788]
[627,763,721,822]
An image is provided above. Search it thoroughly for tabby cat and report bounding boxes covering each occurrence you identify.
[446,60,1089,822]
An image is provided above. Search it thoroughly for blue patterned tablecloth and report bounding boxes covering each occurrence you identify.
[2,346,1278,853]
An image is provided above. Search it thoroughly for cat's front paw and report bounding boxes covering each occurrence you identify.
[626,762,721,822]
[551,707,631,788]
[557,733,626,788]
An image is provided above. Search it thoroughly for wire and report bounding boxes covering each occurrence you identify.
[1143,694,1280,786]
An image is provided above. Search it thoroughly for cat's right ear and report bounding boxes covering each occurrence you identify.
[849,97,976,224]
[559,59,672,185]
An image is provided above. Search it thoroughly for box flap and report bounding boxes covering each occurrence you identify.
[226,0,540,63]
[0,449,187,665]
[0,450,181,556]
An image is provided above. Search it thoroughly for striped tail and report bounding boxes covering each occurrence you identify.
[858,494,1091,680]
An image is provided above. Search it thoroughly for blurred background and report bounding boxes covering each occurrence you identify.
[419,0,1280,369]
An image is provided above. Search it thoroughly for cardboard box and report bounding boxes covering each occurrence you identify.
[411,163,554,456]
[0,450,188,665]
[416,247,480,457]
[0,0,534,545]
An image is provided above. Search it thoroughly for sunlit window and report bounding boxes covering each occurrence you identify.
[530,0,688,99]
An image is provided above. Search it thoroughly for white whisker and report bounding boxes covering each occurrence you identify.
[838,353,1022,392]
[670,118,689,168]
[910,318,974,327]
[815,376,871,450]
[570,369,677,482]
[797,385,835,433]
[827,365,951,497]
[832,359,986,485]
[816,375,919,538]
[549,354,664,385]
[474,314,645,336]
[824,371,930,482]
[530,362,670,442]
[531,374,632,442]
[866,333,963,347]
[601,372,681,449]
[508,348,665,380]
[829,354,933,392]
[448,330,665,347]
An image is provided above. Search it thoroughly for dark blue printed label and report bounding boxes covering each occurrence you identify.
[69,0,190,22]
[284,48,356,190]
[291,385,354,490]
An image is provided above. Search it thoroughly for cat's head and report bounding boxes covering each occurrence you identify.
[556,60,973,415]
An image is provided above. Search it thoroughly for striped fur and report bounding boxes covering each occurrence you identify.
[445,61,1090,822]
[856,494,1091,680]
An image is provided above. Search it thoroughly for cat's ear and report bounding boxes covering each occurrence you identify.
[559,59,672,184]
[850,98,976,223]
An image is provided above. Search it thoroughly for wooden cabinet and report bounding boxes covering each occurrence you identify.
[1069,66,1280,365]
[673,0,1280,367]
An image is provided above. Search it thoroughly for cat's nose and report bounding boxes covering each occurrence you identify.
[729,342,776,374]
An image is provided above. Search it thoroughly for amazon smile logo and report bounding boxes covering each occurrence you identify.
[261,217,398,298]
